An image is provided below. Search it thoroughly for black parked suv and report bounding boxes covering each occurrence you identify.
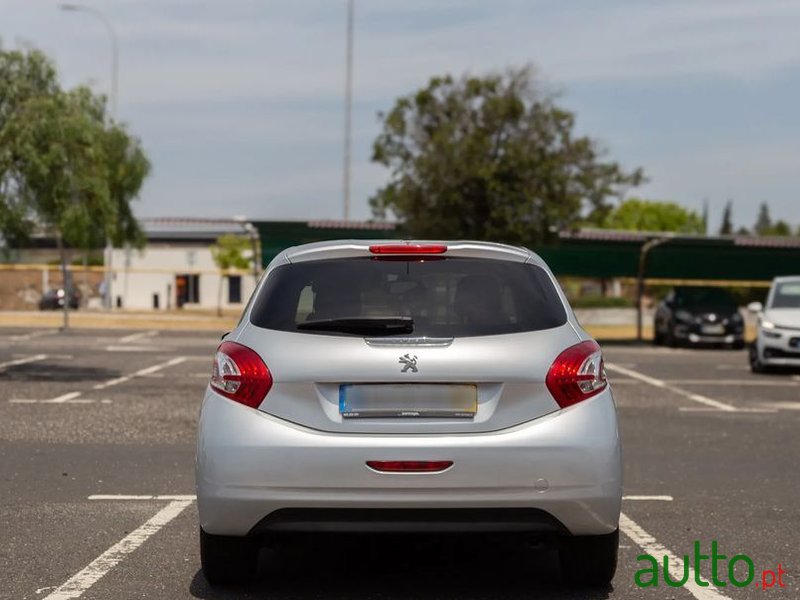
[654,287,744,348]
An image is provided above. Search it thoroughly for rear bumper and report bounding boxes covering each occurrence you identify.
[196,388,622,537]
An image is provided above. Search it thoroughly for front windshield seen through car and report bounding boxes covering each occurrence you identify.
[770,281,800,309]
[675,287,736,309]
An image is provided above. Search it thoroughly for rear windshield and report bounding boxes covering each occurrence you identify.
[770,281,800,309]
[249,257,567,337]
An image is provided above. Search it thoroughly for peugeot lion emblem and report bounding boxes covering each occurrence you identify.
[399,354,418,373]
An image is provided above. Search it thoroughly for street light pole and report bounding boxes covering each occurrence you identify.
[60,3,119,310]
[342,0,354,221]
[59,4,118,117]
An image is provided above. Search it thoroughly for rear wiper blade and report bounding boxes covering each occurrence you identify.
[297,317,414,336]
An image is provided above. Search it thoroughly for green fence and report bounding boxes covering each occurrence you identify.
[253,222,800,282]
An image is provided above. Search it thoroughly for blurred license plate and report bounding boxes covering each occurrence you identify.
[701,324,725,335]
[340,384,477,418]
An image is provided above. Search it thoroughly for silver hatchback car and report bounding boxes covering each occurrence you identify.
[196,240,622,586]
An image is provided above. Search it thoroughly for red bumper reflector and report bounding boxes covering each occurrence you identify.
[369,244,447,255]
[366,460,453,473]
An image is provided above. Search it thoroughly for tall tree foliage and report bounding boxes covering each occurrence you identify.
[0,44,151,327]
[370,67,644,244]
[601,198,704,233]
[754,202,772,236]
[753,202,792,237]
[719,201,734,235]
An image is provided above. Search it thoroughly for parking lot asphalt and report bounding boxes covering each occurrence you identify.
[1,327,798,600]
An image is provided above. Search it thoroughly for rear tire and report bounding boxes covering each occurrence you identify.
[200,528,258,586]
[559,529,618,587]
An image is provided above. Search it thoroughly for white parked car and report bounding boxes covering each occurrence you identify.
[748,276,800,372]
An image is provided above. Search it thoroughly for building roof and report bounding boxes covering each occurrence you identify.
[141,218,253,241]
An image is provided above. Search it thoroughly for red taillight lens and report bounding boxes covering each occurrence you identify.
[545,340,607,408]
[366,460,453,473]
[369,244,447,255]
[210,341,272,408]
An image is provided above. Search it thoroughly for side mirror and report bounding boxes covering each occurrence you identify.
[747,302,763,313]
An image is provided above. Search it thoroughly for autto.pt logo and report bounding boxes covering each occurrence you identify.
[635,540,788,591]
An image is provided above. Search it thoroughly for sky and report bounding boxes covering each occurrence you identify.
[3,0,800,230]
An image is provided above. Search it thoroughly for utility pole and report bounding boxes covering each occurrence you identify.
[60,4,119,310]
[342,0,354,221]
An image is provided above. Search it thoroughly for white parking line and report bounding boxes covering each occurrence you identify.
[48,392,83,404]
[89,494,196,501]
[620,512,731,599]
[679,407,778,413]
[119,330,159,343]
[623,495,673,501]
[0,354,47,370]
[104,345,156,352]
[93,357,187,390]
[616,378,797,387]
[8,357,187,404]
[10,397,112,405]
[43,499,192,600]
[668,379,799,386]
[10,330,56,342]
[606,363,739,412]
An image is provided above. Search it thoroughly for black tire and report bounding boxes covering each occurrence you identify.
[665,324,678,348]
[559,529,618,587]
[200,528,258,586]
[749,344,766,373]
[653,327,663,346]
[732,340,745,351]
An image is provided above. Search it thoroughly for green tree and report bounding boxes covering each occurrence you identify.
[765,219,792,237]
[0,45,60,242]
[600,198,704,233]
[753,202,794,236]
[0,44,150,328]
[754,202,772,236]
[210,235,251,317]
[370,67,644,244]
[719,200,733,235]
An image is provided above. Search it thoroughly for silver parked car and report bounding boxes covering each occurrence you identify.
[748,276,800,372]
[196,240,622,586]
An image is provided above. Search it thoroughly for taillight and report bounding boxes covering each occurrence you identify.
[210,341,272,408]
[369,243,447,255]
[545,340,607,408]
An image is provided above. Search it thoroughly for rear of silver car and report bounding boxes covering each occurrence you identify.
[196,240,622,586]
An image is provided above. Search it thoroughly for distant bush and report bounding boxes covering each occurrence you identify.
[570,295,633,308]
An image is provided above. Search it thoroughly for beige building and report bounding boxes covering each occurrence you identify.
[108,218,259,311]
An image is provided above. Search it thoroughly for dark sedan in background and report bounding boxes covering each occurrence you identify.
[39,288,81,310]
[654,287,744,348]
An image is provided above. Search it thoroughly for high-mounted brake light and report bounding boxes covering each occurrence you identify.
[545,340,607,409]
[369,244,448,255]
[210,341,273,408]
[366,460,453,473]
